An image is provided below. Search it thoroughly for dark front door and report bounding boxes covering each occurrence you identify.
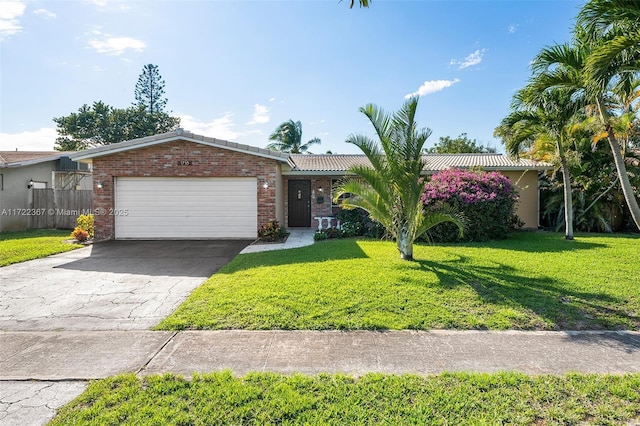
[288,180,311,227]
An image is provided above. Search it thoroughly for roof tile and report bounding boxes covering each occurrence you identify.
[289,153,550,172]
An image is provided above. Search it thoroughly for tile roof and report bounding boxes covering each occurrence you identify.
[289,153,550,173]
[69,129,290,162]
[0,151,70,167]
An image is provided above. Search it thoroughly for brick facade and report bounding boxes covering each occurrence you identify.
[284,176,340,229]
[92,139,280,239]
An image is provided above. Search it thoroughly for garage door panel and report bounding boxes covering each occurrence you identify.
[115,177,257,239]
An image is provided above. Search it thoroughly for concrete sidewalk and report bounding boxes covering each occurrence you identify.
[3,329,640,425]
[2,330,640,380]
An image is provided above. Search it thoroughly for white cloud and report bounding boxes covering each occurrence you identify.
[404,79,460,99]
[450,49,487,69]
[86,1,131,11]
[508,24,518,34]
[177,113,261,142]
[0,1,26,39]
[34,8,56,18]
[87,29,145,55]
[247,104,270,125]
[269,97,276,102]
[0,127,58,151]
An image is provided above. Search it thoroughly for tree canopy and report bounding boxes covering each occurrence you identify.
[53,101,180,151]
[425,133,497,154]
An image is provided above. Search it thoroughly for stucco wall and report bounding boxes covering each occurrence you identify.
[0,163,55,232]
[91,140,281,239]
[284,170,541,231]
[502,170,540,229]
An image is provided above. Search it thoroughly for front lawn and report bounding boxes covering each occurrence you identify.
[0,229,82,267]
[158,232,640,331]
[50,372,640,425]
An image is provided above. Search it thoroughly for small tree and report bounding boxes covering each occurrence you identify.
[134,64,168,114]
[333,97,464,261]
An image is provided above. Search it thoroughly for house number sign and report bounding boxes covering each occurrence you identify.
[177,160,193,166]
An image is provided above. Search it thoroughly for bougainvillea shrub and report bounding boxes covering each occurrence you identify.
[422,168,520,242]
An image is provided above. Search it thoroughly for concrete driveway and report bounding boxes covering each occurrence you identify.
[0,240,250,331]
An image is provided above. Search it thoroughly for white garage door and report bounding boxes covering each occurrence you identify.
[114,177,257,239]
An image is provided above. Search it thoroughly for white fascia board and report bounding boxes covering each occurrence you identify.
[3,156,62,168]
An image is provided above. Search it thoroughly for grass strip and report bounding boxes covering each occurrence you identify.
[0,229,81,267]
[51,371,640,425]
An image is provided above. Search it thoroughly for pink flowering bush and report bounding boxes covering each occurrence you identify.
[422,168,521,242]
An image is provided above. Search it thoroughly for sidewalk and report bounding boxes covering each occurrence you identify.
[2,329,640,380]
[2,329,640,425]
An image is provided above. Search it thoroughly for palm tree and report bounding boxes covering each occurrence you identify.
[528,27,640,231]
[497,87,585,239]
[267,120,321,154]
[333,97,464,261]
[577,0,640,86]
[346,0,370,7]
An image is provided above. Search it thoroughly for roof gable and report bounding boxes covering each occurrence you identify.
[68,129,291,163]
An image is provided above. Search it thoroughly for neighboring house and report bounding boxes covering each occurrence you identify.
[69,129,550,240]
[0,151,92,232]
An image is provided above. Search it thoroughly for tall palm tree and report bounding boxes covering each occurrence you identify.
[333,97,464,261]
[578,0,640,86]
[346,0,370,7]
[529,27,640,231]
[497,87,585,239]
[267,120,321,154]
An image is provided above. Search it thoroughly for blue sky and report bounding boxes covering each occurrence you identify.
[1,0,582,154]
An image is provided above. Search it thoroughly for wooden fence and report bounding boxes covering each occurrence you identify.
[31,189,93,229]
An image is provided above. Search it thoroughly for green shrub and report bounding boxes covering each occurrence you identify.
[422,169,520,242]
[76,214,94,238]
[336,208,386,238]
[313,231,328,241]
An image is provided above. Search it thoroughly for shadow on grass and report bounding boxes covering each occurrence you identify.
[425,231,609,253]
[416,256,640,333]
[224,239,369,272]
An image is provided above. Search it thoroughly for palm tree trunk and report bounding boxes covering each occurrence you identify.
[559,154,574,240]
[596,99,640,231]
[397,222,413,260]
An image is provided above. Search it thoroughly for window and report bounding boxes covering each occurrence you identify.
[331,178,353,206]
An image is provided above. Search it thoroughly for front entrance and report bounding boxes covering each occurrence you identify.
[287,180,311,227]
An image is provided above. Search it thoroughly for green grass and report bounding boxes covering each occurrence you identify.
[0,229,82,267]
[50,372,640,425]
[157,232,640,331]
